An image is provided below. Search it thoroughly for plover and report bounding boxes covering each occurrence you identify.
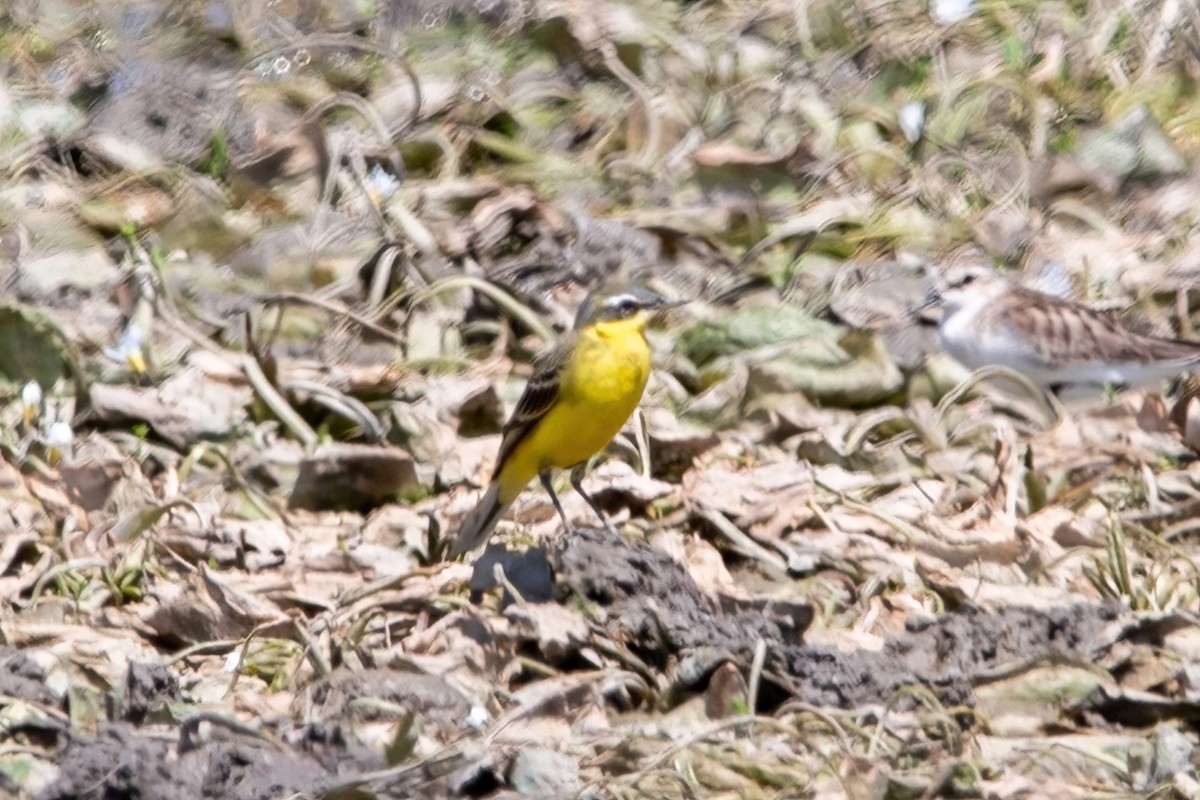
[933,263,1200,390]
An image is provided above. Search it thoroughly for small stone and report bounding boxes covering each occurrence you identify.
[289,443,421,511]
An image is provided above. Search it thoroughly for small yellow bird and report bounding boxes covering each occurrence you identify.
[451,285,681,557]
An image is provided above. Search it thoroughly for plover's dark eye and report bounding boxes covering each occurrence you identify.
[953,272,977,288]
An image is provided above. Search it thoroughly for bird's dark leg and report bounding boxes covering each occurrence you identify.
[570,464,617,535]
[540,470,574,532]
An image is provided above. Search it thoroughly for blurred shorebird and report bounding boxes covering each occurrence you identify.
[931,263,1200,390]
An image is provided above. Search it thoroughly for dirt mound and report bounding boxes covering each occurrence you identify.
[555,528,1117,710]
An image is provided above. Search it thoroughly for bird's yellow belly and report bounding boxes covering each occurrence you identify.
[531,392,639,468]
[496,331,650,502]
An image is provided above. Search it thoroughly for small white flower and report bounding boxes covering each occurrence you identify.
[43,420,73,466]
[103,322,147,373]
[465,705,490,729]
[365,164,401,203]
[931,0,974,24]
[898,101,926,144]
[21,381,43,408]
[44,421,74,447]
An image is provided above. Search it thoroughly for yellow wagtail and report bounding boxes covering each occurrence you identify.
[451,285,681,557]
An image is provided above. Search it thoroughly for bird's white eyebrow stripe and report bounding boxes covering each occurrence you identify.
[604,293,639,308]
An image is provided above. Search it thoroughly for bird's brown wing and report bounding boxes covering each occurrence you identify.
[1002,286,1200,366]
[491,335,574,479]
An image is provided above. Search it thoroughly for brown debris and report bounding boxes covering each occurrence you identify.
[4,0,1200,798]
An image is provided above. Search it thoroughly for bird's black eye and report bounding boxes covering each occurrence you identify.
[607,295,639,318]
[953,272,977,288]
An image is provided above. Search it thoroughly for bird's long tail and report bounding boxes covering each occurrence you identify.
[451,482,508,557]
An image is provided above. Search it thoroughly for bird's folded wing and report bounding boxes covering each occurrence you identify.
[492,337,572,478]
[1030,312,1200,367]
[1001,288,1200,367]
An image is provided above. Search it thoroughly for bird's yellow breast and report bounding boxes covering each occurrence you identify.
[496,316,652,502]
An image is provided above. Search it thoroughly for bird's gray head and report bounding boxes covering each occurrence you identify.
[574,285,683,329]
